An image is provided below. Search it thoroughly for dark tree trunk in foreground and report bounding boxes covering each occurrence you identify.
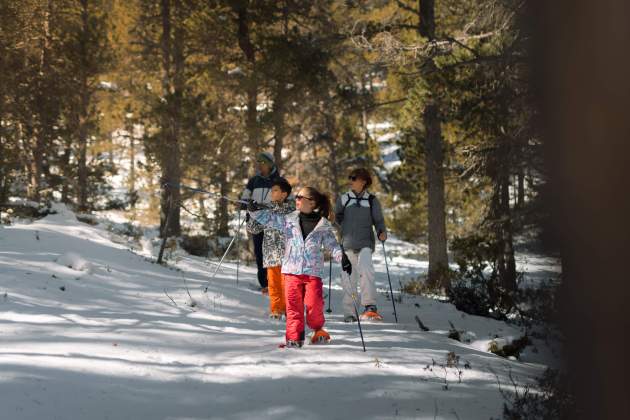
[419,0,449,289]
[159,0,182,238]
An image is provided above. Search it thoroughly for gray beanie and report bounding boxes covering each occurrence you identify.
[257,152,275,166]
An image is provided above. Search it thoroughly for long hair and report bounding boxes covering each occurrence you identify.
[303,186,333,222]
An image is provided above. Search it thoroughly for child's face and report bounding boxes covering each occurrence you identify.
[270,185,288,202]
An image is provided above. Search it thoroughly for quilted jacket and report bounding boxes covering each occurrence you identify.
[249,209,343,278]
[245,201,295,268]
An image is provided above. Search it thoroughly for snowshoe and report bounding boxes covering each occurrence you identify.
[343,314,358,323]
[310,329,331,344]
[279,339,303,349]
[360,305,383,321]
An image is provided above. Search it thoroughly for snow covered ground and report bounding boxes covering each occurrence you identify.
[0,206,559,420]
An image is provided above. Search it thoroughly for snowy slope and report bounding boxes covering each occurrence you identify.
[0,206,554,420]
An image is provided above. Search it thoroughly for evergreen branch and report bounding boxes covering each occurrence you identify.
[395,0,420,16]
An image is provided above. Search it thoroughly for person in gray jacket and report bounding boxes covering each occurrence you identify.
[335,168,387,321]
[241,152,281,292]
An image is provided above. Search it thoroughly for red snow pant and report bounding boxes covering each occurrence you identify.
[284,274,325,341]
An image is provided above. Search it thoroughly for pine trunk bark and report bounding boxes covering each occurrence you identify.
[499,172,517,291]
[235,3,260,152]
[419,0,449,289]
[123,105,136,208]
[424,102,449,288]
[272,84,286,171]
[159,0,181,238]
[517,169,525,208]
[75,0,90,212]
[325,112,340,198]
[215,169,230,237]
[29,0,55,201]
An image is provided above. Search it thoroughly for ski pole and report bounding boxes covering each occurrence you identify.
[326,258,332,313]
[163,182,268,208]
[340,270,366,352]
[339,246,366,352]
[203,215,247,292]
[353,296,366,352]
[381,240,398,323]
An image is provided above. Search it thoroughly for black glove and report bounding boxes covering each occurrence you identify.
[247,200,262,212]
[341,252,352,275]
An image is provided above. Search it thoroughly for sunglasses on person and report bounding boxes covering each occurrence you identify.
[348,175,360,181]
[295,195,314,202]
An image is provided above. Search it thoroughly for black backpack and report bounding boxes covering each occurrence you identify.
[340,192,376,223]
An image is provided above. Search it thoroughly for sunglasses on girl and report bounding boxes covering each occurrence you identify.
[348,175,359,181]
[295,195,314,202]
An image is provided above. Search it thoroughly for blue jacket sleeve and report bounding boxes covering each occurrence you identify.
[249,209,286,232]
[322,227,343,262]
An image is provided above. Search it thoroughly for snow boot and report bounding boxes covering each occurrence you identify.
[360,305,383,321]
[310,329,331,344]
[282,339,303,348]
[269,312,285,320]
[344,314,358,323]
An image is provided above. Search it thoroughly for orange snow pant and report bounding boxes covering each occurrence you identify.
[267,266,286,315]
[284,274,325,342]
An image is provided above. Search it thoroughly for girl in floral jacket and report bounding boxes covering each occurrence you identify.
[249,186,352,348]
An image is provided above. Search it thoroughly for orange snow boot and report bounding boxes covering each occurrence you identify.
[360,305,384,321]
[310,329,331,344]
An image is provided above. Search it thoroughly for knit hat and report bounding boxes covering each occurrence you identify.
[257,152,275,166]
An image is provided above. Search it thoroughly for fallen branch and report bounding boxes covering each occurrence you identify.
[163,288,178,307]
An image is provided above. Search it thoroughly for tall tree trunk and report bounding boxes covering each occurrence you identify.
[498,170,517,291]
[215,168,230,237]
[129,129,136,206]
[419,0,449,289]
[361,76,372,167]
[272,83,286,171]
[159,0,181,238]
[29,0,55,201]
[246,84,259,151]
[61,138,72,203]
[0,99,6,203]
[517,168,525,208]
[76,0,91,212]
[28,120,42,201]
[77,88,90,212]
[423,102,449,288]
[325,111,340,198]
[235,2,260,152]
[125,106,136,208]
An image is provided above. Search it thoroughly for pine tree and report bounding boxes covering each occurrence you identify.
[62,0,115,211]
[134,0,197,237]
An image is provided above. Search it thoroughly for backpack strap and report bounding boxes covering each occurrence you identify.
[368,193,380,229]
[341,192,353,212]
[341,192,376,222]
[367,193,375,210]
